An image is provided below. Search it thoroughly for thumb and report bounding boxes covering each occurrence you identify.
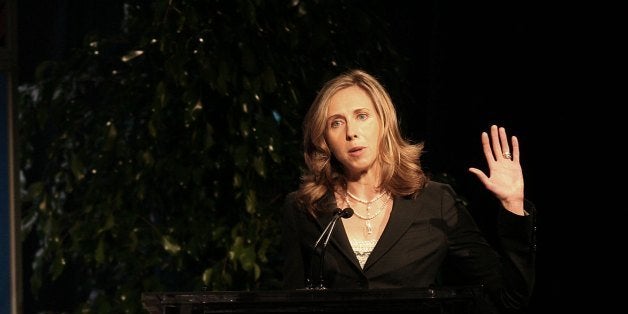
[468,168,488,185]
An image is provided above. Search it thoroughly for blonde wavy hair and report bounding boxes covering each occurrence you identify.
[297,69,427,217]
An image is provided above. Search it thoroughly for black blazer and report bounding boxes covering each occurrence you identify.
[281,181,535,312]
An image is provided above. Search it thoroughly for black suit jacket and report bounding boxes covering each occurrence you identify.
[281,181,536,312]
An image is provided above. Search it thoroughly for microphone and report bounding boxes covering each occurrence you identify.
[308,207,354,289]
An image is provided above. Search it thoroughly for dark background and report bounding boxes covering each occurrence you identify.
[16,0,598,312]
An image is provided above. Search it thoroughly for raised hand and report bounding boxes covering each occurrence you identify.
[468,125,525,215]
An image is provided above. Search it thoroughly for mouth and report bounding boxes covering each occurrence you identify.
[348,146,365,155]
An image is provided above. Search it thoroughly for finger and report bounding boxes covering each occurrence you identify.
[468,167,489,185]
[511,135,520,162]
[489,125,502,160]
[499,127,511,159]
[480,131,495,162]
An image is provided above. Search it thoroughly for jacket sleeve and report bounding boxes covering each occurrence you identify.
[280,192,308,289]
[439,184,536,313]
[496,199,536,311]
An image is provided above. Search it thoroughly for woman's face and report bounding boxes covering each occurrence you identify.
[324,86,380,178]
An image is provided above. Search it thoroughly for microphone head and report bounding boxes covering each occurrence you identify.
[340,207,354,218]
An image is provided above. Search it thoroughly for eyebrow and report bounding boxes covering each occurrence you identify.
[326,108,369,120]
[326,113,343,122]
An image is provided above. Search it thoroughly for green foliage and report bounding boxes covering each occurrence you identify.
[18,0,410,312]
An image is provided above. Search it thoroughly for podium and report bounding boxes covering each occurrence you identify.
[142,286,485,313]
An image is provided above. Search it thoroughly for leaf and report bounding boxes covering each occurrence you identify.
[245,189,256,214]
[104,122,118,151]
[99,214,115,233]
[205,123,215,149]
[27,181,44,201]
[240,44,257,73]
[50,252,66,280]
[129,230,139,252]
[148,118,157,138]
[156,81,167,109]
[254,263,261,281]
[30,269,43,294]
[238,246,256,272]
[262,67,277,93]
[95,237,106,264]
[233,144,249,169]
[233,172,242,188]
[202,267,213,285]
[38,194,48,212]
[216,61,230,95]
[162,235,182,255]
[142,150,155,166]
[70,154,85,181]
[253,156,265,178]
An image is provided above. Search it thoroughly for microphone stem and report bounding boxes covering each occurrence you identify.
[318,218,339,289]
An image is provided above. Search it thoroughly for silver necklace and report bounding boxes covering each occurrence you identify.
[345,193,391,235]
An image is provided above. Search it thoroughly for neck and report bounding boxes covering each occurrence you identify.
[346,181,383,203]
[344,163,383,200]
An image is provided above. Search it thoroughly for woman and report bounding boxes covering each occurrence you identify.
[281,69,535,312]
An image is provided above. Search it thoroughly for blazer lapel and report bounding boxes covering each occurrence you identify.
[315,192,362,269]
[363,195,424,270]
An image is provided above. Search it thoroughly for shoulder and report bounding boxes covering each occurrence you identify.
[281,190,299,210]
[416,180,457,199]
[406,180,463,213]
[281,191,306,226]
[284,190,298,202]
[281,190,313,214]
[423,180,450,191]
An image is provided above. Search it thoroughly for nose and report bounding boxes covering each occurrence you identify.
[345,122,358,141]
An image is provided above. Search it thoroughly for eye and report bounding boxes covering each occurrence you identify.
[357,113,368,120]
[330,119,344,128]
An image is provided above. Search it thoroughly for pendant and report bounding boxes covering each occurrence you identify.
[366,220,373,234]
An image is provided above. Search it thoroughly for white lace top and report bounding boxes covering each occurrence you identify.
[350,239,378,268]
